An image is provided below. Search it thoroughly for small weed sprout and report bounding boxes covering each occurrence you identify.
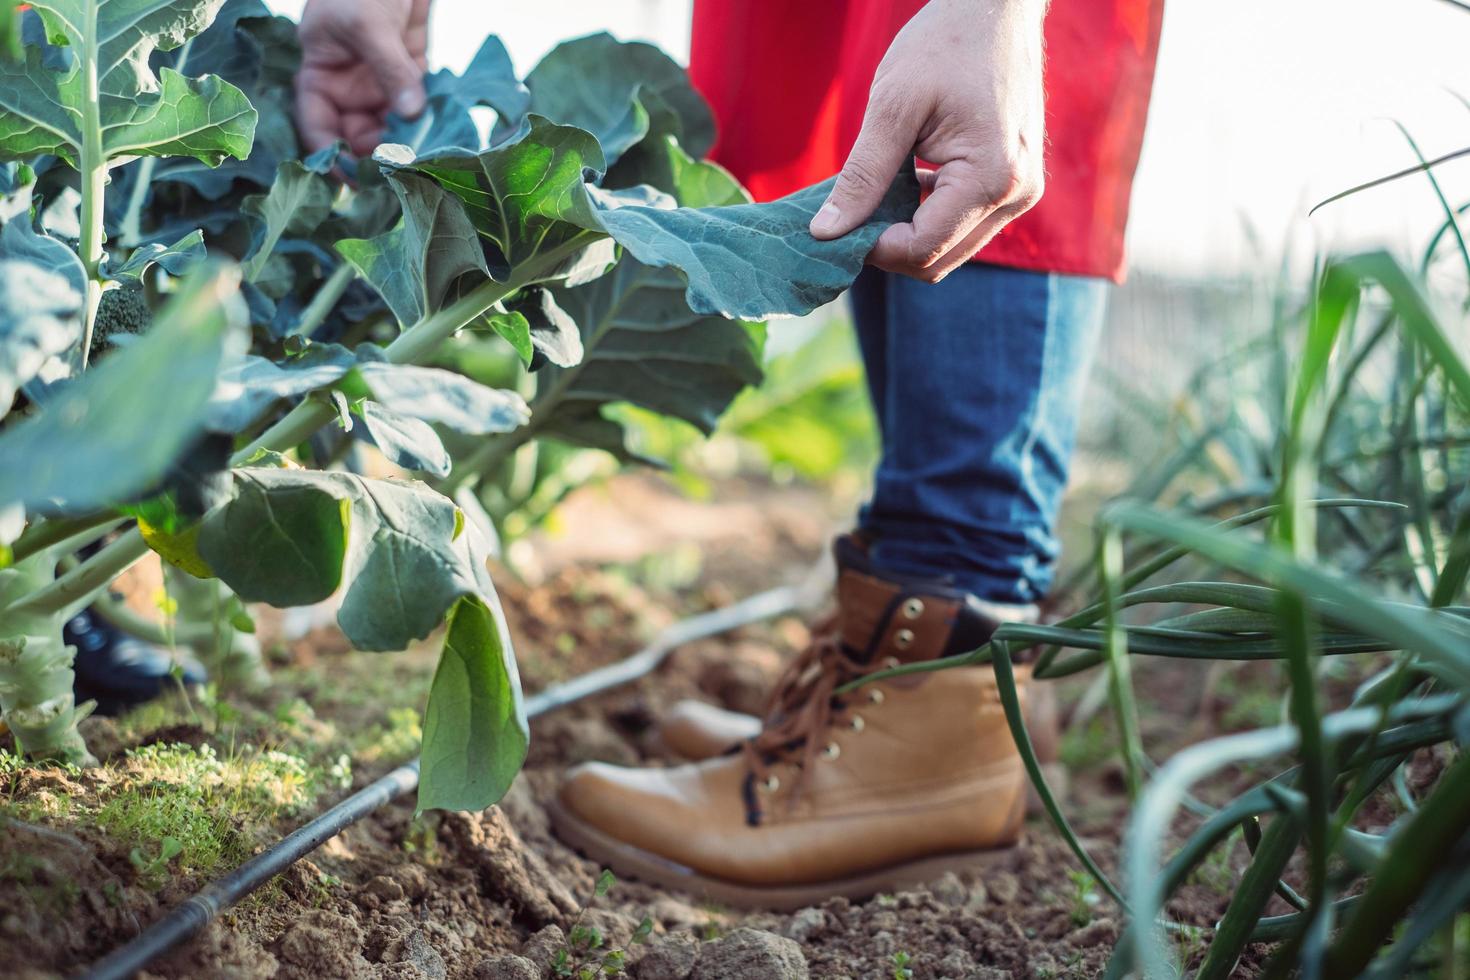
[1067,869,1100,928]
[552,870,653,979]
[891,950,915,979]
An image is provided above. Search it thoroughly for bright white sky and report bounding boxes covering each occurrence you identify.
[270,0,1470,276]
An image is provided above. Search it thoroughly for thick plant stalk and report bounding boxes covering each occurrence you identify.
[165,569,268,693]
[0,556,94,764]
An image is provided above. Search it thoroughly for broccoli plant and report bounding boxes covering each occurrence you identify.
[0,1,918,809]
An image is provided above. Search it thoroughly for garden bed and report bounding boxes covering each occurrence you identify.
[5,474,1424,980]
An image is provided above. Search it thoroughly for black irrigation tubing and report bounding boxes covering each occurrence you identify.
[78,579,822,980]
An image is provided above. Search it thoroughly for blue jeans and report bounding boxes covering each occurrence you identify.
[850,263,1109,606]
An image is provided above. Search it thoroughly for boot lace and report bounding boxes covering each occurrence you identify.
[740,611,895,824]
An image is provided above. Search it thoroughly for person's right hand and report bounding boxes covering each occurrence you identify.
[295,0,432,156]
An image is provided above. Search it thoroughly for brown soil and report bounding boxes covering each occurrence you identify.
[0,474,1385,980]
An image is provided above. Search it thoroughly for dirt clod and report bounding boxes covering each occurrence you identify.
[632,933,700,980]
[442,809,578,928]
[518,924,566,972]
[689,928,808,980]
[383,928,446,980]
[469,953,541,980]
[783,907,827,943]
[272,909,372,978]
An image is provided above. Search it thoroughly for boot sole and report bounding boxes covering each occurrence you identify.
[547,797,1020,912]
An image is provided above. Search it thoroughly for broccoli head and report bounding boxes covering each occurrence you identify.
[91,283,153,356]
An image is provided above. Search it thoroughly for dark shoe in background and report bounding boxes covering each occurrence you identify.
[67,609,207,716]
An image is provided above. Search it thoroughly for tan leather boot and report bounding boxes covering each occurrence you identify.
[550,536,1029,910]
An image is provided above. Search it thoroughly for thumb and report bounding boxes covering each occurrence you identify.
[356,30,427,118]
[810,102,917,240]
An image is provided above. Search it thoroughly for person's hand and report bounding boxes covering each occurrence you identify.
[809,0,1047,283]
[295,0,432,156]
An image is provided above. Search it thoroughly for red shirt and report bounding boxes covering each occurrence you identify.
[688,0,1165,282]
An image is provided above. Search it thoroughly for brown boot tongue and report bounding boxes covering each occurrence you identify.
[835,566,962,664]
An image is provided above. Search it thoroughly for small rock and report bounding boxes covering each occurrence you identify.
[965,877,990,910]
[690,928,808,980]
[931,872,968,908]
[869,930,896,956]
[938,949,975,977]
[1069,917,1119,948]
[520,924,566,971]
[633,934,700,980]
[651,896,705,930]
[388,928,446,980]
[866,910,899,932]
[470,954,541,980]
[971,969,1012,980]
[783,908,827,943]
[987,871,1020,905]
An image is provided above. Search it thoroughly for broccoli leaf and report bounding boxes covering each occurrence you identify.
[241,159,335,282]
[506,32,714,166]
[356,400,452,478]
[0,0,257,166]
[336,170,489,328]
[540,257,764,451]
[107,0,300,241]
[0,217,86,415]
[104,228,205,282]
[375,119,920,319]
[204,343,357,433]
[354,354,529,436]
[0,265,245,511]
[419,591,528,813]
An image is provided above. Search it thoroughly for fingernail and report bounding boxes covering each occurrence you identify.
[809,200,841,237]
[394,87,425,118]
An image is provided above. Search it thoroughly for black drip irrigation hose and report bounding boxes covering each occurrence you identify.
[78,577,825,980]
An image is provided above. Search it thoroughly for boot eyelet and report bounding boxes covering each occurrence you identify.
[882,656,901,670]
[902,598,925,620]
[849,715,865,733]
[894,628,915,650]
[762,775,780,792]
[822,742,841,761]
[868,689,886,706]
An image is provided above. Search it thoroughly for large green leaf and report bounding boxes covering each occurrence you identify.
[374,118,612,286]
[375,119,920,318]
[336,171,489,328]
[0,264,244,511]
[197,468,477,650]
[508,32,714,166]
[0,0,257,166]
[418,592,528,812]
[194,464,527,811]
[0,217,86,415]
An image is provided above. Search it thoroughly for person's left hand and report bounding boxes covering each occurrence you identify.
[808,0,1048,283]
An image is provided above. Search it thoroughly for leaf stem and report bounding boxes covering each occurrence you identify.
[75,0,106,371]
[10,512,125,565]
[291,259,357,339]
